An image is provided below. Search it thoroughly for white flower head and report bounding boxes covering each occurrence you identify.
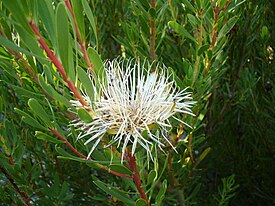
[71,58,195,162]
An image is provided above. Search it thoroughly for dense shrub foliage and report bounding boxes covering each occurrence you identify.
[0,0,274,205]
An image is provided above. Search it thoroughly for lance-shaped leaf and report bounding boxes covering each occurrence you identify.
[28,98,52,127]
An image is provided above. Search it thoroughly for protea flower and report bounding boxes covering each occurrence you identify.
[71,58,195,161]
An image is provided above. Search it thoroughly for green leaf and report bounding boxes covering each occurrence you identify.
[109,164,132,176]
[28,98,52,127]
[14,108,46,130]
[0,35,45,61]
[217,16,239,43]
[147,170,157,186]
[77,66,94,101]
[196,147,211,166]
[10,85,43,99]
[168,21,198,44]
[38,0,55,45]
[35,131,64,144]
[82,0,98,48]
[136,198,147,206]
[198,44,210,56]
[0,96,3,113]
[93,177,136,206]
[2,0,31,32]
[77,108,93,123]
[148,8,156,18]
[87,47,106,89]
[56,2,74,81]
[38,74,71,107]
[155,180,167,205]
[181,0,196,13]
[87,47,104,76]
[56,146,87,162]
[71,0,85,40]
[187,14,200,28]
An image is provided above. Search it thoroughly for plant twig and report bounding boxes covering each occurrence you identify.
[0,166,32,206]
[28,21,87,107]
[64,0,94,73]
[127,151,149,205]
[49,128,133,179]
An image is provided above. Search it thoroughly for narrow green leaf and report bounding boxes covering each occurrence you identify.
[109,164,132,176]
[198,44,210,56]
[15,25,50,66]
[168,21,198,44]
[217,16,239,43]
[196,147,211,166]
[71,0,85,40]
[0,96,3,113]
[56,3,69,63]
[87,47,106,88]
[181,0,196,13]
[38,74,71,107]
[14,108,46,130]
[38,0,55,45]
[148,8,156,18]
[10,85,44,99]
[82,0,98,48]
[56,146,86,162]
[77,66,94,101]
[0,35,45,61]
[155,180,167,205]
[56,146,119,165]
[35,131,64,144]
[93,178,136,206]
[87,47,104,75]
[2,0,31,32]
[187,14,200,28]
[28,98,52,126]
[77,108,93,123]
[147,170,157,186]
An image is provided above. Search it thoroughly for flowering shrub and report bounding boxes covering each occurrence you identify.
[0,0,274,205]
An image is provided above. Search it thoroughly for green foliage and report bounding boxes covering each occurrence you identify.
[0,0,274,205]
[212,175,239,206]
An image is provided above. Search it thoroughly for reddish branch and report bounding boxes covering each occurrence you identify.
[127,151,149,205]
[28,21,87,107]
[149,0,156,63]
[0,166,31,206]
[49,128,133,179]
[64,0,94,72]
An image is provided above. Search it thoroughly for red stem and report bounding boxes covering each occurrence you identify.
[49,128,133,179]
[127,151,149,205]
[0,166,31,206]
[28,21,87,107]
[64,0,94,73]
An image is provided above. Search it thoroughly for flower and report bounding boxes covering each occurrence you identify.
[71,58,195,161]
